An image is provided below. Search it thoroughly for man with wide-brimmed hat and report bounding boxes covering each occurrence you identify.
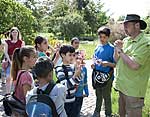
[113,14,150,117]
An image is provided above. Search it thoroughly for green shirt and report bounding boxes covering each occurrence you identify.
[114,32,150,97]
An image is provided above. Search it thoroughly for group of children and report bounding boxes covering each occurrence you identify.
[0,26,115,117]
[0,29,89,117]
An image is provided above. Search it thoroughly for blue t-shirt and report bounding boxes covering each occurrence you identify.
[75,66,89,97]
[38,51,46,57]
[93,43,115,73]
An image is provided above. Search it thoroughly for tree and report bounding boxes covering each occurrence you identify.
[53,13,89,40]
[51,0,70,17]
[17,0,56,32]
[0,0,37,44]
[63,13,89,39]
[82,1,109,35]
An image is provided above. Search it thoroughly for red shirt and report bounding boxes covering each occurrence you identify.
[5,39,22,59]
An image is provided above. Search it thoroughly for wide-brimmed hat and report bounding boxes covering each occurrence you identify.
[123,14,147,30]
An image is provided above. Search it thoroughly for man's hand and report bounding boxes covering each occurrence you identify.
[114,40,123,49]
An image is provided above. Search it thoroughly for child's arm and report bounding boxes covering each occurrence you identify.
[55,66,80,90]
[83,67,89,96]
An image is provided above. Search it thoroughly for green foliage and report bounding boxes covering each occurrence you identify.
[144,16,150,34]
[52,0,69,17]
[143,80,150,115]
[58,13,89,40]
[0,0,38,44]
[43,0,108,40]
[79,41,97,59]
[47,13,89,41]
[82,1,108,35]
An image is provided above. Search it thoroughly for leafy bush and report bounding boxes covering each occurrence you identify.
[0,0,38,44]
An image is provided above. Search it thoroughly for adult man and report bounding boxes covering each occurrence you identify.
[114,14,150,117]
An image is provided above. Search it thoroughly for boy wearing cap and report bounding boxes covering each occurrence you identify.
[91,26,115,117]
[114,14,150,117]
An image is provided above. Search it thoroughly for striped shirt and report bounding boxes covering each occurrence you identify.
[55,64,80,103]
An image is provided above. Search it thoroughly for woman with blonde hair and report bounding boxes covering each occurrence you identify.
[4,27,25,94]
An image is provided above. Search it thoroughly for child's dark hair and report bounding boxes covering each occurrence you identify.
[59,45,75,58]
[97,27,111,37]
[34,36,46,50]
[33,56,54,78]
[11,46,35,81]
[71,37,79,45]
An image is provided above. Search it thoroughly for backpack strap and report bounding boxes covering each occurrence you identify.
[44,81,56,95]
[37,81,59,117]
[14,71,26,94]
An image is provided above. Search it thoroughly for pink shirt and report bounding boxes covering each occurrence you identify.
[14,70,33,104]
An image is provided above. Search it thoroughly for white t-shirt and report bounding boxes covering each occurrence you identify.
[26,83,67,117]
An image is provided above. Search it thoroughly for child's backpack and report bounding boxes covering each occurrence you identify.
[26,81,59,117]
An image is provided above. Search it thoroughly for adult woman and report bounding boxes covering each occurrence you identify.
[4,27,25,94]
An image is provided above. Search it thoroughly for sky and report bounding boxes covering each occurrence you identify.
[97,0,150,20]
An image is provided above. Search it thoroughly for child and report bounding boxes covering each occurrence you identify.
[91,27,115,117]
[55,45,81,117]
[73,51,89,117]
[34,36,55,57]
[11,46,37,116]
[26,56,67,117]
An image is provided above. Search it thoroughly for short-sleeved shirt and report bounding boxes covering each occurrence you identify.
[37,51,47,57]
[113,32,150,97]
[26,83,67,117]
[5,39,22,59]
[14,70,34,103]
[93,43,115,73]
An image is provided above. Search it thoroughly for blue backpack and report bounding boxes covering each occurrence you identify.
[26,81,59,117]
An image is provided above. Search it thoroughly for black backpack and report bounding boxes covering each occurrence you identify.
[26,81,59,117]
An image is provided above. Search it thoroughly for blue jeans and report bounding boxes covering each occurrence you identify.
[73,97,83,117]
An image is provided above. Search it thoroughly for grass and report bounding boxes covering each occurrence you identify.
[79,40,98,59]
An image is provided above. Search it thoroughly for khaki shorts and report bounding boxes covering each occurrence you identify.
[119,92,144,117]
[126,95,144,110]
